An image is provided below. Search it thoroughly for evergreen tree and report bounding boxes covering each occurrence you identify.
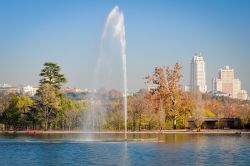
[39,62,67,89]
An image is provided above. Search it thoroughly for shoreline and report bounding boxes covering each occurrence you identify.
[1,129,250,134]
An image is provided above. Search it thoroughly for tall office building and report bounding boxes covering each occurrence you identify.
[213,65,249,100]
[190,54,207,93]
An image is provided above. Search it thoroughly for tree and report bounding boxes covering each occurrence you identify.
[16,96,33,129]
[55,94,78,130]
[146,62,190,129]
[26,106,40,130]
[128,94,150,131]
[36,61,67,130]
[0,96,8,130]
[1,95,21,130]
[17,96,33,113]
[106,99,123,130]
[39,62,67,89]
[35,83,60,130]
[0,95,34,130]
[145,66,167,130]
[64,100,84,131]
[239,104,250,129]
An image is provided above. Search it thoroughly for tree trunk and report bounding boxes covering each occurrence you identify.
[133,112,136,131]
[45,120,48,131]
[44,108,48,131]
[173,116,177,129]
[139,113,142,131]
[159,98,163,131]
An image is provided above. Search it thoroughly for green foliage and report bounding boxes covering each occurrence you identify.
[176,117,186,129]
[105,99,124,130]
[2,95,21,129]
[39,62,67,89]
[164,120,173,130]
[53,94,79,130]
[0,94,33,130]
[0,92,88,131]
[26,106,40,130]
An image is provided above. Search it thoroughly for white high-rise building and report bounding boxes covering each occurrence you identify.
[190,54,207,93]
[213,65,249,100]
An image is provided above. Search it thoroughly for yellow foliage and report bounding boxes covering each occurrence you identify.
[203,109,216,117]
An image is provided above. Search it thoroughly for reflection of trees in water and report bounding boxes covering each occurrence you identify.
[163,134,195,144]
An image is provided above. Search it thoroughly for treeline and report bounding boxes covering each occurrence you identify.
[0,62,87,131]
[0,92,87,130]
[127,90,250,130]
[0,62,250,131]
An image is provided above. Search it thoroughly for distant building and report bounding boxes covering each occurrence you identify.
[61,87,82,93]
[22,86,38,96]
[190,54,207,93]
[237,90,249,100]
[0,84,20,95]
[213,65,249,100]
[108,89,122,99]
[0,83,12,88]
[82,88,97,93]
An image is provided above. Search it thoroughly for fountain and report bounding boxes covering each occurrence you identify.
[84,6,128,140]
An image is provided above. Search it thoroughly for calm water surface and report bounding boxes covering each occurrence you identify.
[0,133,249,166]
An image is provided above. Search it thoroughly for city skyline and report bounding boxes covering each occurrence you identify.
[0,0,250,93]
[1,59,249,95]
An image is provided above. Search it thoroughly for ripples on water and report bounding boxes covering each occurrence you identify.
[0,133,249,166]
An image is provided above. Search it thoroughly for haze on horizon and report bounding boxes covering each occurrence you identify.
[0,0,250,93]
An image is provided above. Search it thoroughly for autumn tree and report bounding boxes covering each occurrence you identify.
[191,90,204,131]
[239,103,250,129]
[146,62,191,129]
[35,83,60,130]
[128,94,150,131]
[145,66,167,130]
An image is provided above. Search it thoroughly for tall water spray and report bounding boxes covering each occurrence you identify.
[89,6,127,138]
[101,6,128,139]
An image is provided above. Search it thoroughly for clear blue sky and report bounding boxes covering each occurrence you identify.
[0,0,250,93]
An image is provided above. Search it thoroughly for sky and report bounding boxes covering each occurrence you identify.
[0,0,250,93]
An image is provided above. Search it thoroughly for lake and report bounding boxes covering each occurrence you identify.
[0,133,249,166]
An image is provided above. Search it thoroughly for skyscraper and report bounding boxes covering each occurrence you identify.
[213,65,249,100]
[190,54,207,93]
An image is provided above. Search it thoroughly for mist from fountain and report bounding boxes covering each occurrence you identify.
[83,6,127,139]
